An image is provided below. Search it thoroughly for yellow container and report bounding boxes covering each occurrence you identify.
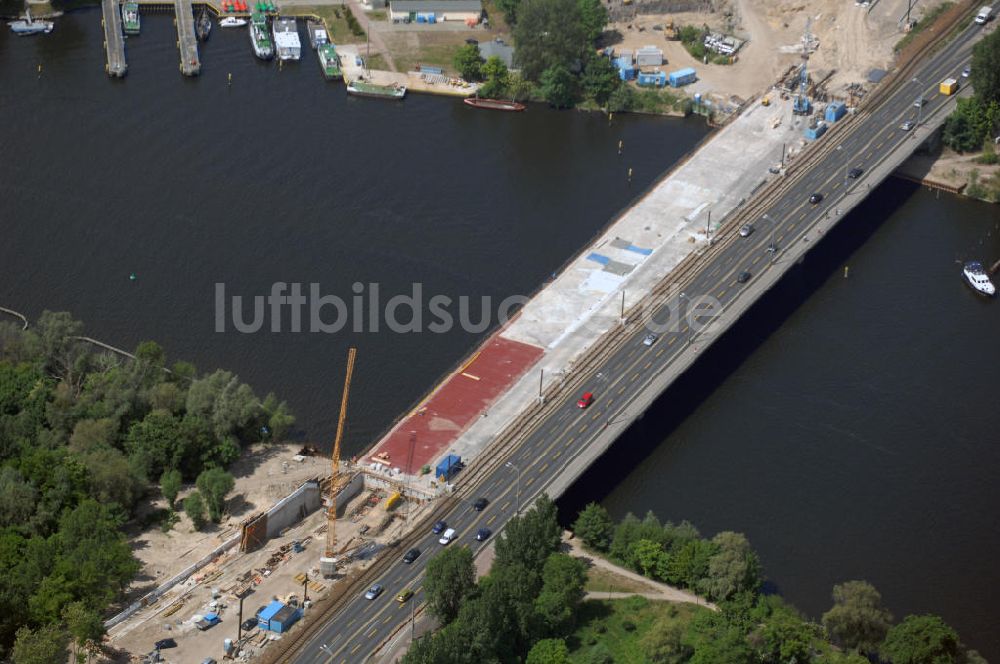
[940,78,958,95]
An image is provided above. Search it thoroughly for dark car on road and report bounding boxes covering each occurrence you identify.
[847,167,864,179]
[432,520,447,534]
[473,497,489,511]
[476,528,492,541]
[737,271,752,284]
[402,548,421,564]
[809,192,823,204]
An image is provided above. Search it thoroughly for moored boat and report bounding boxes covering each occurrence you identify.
[249,12,273,60]
[347,79,406,99]
[196,8,212,41]
[962,261,996,297]
[272,17,300,61]
[219,16,247,27]
[306,19,327,48]
[121,2,140,35]
[317,43,342,80]
[463,97,526,112]
[8,8,53,35]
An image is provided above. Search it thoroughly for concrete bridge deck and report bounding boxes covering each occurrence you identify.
[101,0,127,77]
[174,0,201,76]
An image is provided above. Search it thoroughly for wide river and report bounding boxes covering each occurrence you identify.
[2,9,998,656]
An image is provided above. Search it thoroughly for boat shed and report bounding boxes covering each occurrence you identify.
[257,600,301,633]
[389,0,482,22]
[478,38,515,68]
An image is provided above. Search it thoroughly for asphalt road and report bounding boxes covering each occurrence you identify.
[296,10,995,662]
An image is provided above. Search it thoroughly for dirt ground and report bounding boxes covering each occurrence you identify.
[605,0,949,100]
[899,146,1000,192]
[375,24,504,75]
[121,444,328,603]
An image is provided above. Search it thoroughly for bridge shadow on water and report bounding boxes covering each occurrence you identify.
[555,177,921,529]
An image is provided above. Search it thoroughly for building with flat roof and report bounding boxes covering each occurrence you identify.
[389,0,482,21]
[478,38,514,68]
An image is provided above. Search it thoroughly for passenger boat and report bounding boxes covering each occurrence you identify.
[306,19,327,48]
[121,2,140,35]
[219,17,247,27]
[463,97,526,112]
[8,8,53,35]
[347,79,406,99]
[317,43,342,80]
[962,261,996,297]
[272,17,300,61]
[249,12,273,60]
[196,8,212,41]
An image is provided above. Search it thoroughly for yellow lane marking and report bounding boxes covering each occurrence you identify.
[777,233,786,243]
[866,150,873,159]
[347,618,356,628]
[578,424,587,433]
[631,372,640,382]
[785,223,795,231]
[487,514,497,525]
[501,500,511,511]
[383,615,394,624]
[352,644,362,655]
[540,462,549,473]
[591,411,600,421]
[525,476,535,487]
[618,385,626,394]
[716,288,727,298]
[552,450,561,460]
[752,255,762,265]
[798,210,807,220]
[366,627,377,638]
[832,181,840,190]
[667,337,676,346]
[655,348,665,357]
[644,360,652,370]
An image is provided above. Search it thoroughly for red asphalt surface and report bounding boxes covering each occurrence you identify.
[367,336,544,473]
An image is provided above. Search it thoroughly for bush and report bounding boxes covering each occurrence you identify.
[622,620,636,632]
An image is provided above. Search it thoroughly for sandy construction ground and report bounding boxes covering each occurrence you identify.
[606,0,950,100]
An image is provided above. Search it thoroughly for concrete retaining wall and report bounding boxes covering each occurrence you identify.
[266,480,322,539]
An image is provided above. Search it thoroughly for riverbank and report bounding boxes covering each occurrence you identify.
[897,144,1000,201]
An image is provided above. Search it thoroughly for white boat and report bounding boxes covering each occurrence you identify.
[962,261,996,296]
[249,12,273,60]
[9,8,53,35]
[219,17,247,27]
[272,17,300,61]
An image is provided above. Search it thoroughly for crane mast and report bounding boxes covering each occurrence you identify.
[320,347,357,577]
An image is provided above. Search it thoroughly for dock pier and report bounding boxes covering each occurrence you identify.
[101,0,128,77]
[174,0,201,76]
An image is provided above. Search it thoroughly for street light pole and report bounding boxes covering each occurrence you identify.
[505,461,521,515]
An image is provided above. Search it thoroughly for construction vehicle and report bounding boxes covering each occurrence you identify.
[320,348,357,578]
[663,20,679,40]
[761,96,771,106]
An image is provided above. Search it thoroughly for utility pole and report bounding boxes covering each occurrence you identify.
[705,209,711,239]
[303,573,309,604]
[237,595,245,643]
[619,290,626,323]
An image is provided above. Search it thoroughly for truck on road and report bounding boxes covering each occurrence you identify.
[975,6,993,24]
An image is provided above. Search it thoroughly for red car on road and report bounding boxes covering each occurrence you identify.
[577,392,594,409]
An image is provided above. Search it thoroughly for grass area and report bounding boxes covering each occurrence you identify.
[584,566,656,594]
[367,9,386,20]
[568,596,709,664]
[366,53,389,70]
[380,31,483,75]
[895,1,954,52]
[283,4,366,44]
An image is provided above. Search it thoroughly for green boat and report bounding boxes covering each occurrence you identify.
[121,1,140,35]
[347,79,406,100]
[317,43,342,80]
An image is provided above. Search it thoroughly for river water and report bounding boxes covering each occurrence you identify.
[2,9,998,657]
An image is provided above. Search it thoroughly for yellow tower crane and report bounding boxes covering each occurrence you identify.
[320,347,357,578]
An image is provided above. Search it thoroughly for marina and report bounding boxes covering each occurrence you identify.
[9,7,54,34]
[317,43,342,81]
[249,11,273,60]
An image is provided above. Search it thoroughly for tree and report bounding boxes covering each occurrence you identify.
[261,393,295,441]
[184,491,207,530]
[12,624,68,664]
[702,531,760,601]
[527,638,570,664]
[78,445,147,511]
[196,467,235,522]
[943,98,989,151]
[495,0,521,24]
[62,601,105,655]
[580,54,620,107]
[424,545,476,624]
[534,553,587,634]
[576,0,607,43]
[821,580,893,652]
[454,43,483,81]
[756,609,817,664]
[479,56,511,98]
[879,614,960,664]
[665,537,717,588]
[540,64,579,108]
[631,538,669,580]
[185,370,260,441]
[572,502,614,551]
[35,311,86,387]
[513,0,586,80]
[160,468,183,509]
[0,467,37,528]
[494,494,562,579]
[124,410,186,481]
[971,29,1000,105]
[641,617,691,663]
[68,418,117,454]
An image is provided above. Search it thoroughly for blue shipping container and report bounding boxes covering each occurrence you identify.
[804,122,828,141]
[421,66,443,75]
[637,71,667,87]
[825,101,846,122]
[617,66,636,81]
[436,454,463,481]
[668,67,697,87]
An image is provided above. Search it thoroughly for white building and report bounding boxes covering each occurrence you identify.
[389,0,482,22]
